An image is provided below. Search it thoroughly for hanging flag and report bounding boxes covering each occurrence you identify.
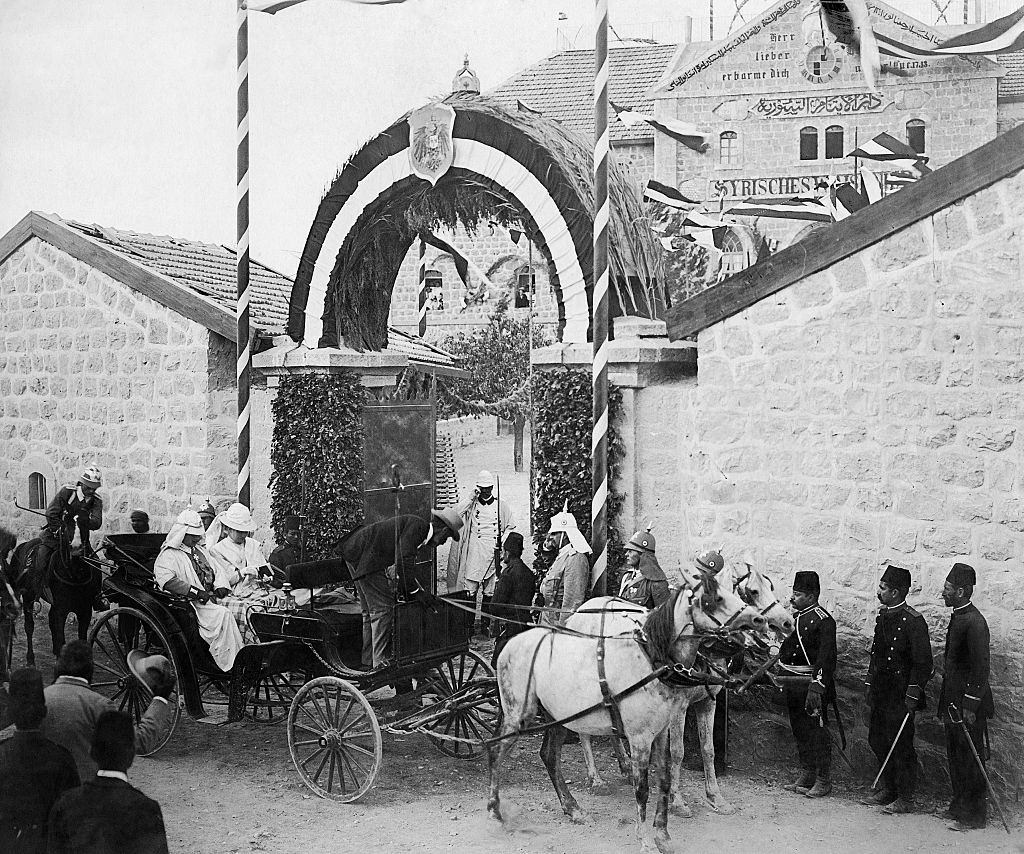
[828,182,870,221]
[819,0,881,89]
[934,6,1024,54]
[683,230,724,255]
[860,169,884,204]
[682,210,731,229]
[610,101,710,153]
[516,99,543,116]
[726,196,832,222]
[658,236,676,252]
[422,233,469,289]
[875,31,940,59]
[508,228,523,245]
[643,179,700,209]
[848,131,929,171]
[245,0,408,11]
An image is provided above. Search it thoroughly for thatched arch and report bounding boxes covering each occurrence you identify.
[287,94,663,350]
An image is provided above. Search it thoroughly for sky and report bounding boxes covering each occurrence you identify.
[1,0,697,277]
[0,0,961,278]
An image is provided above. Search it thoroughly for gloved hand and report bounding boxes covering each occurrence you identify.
[904,685,922,715]
[962,708,977,726]
[214,587,230,600]
[151,667,177,700]
[192,589,211,604]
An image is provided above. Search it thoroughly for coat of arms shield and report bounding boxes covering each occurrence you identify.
[408,103,456,186]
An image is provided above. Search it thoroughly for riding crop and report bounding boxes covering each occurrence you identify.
[872,711,911,790]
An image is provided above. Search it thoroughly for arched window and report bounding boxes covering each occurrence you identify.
[906,119,926,155]
[514,266,534,309]
[719,131,740,166]
[424,270,443,311]
[799,126,819,161]
[28,472,47,510]
[824,125,844,159]
[718,229,749,276]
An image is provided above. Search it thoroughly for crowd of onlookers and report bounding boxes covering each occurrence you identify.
[0,641,175,853]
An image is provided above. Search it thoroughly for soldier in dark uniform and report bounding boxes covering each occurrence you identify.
[35,467,104,575]
[779,570,837,798]
[862,564,933,814]
[938,562,993,832]
[617,527,669,609]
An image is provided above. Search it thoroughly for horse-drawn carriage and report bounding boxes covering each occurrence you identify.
[89,532,499,801]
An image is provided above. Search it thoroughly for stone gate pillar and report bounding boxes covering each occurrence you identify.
[532,317,696,578]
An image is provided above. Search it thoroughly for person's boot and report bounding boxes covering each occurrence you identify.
[882,797,916,815]
[479,596,493,636]
[861,788,896,806]
[783,769,815,793]
[805,769,832,798]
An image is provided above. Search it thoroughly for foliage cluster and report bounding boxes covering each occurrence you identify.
[269,373,366,559]
[530,367,625,593]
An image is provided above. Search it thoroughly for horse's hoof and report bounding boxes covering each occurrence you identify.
[707,797,735,815]
[671,801,693,818]
[654,830,676,854]
[589,780,614,796]
[565,806,587,825]
[487,806,504,824]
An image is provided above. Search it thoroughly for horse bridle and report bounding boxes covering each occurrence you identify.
[733,567,786,620]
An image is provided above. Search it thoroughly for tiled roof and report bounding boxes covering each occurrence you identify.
[58,217,455,367]
[996,51,1024,100]
[489,43,678,143]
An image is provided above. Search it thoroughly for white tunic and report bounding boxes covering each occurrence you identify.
[153,547,244,672]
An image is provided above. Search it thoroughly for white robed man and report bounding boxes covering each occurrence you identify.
[152,509,244,672]
[204,503,280,639]
[537,503,592,628]
[445,470,516,633]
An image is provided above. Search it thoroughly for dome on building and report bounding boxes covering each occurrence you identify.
[452,54,480,94]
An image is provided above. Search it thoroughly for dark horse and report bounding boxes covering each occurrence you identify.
[0,527,23,680]
[0,524,102,667]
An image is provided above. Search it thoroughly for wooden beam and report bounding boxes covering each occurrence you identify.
[0,212,237,341]
[667,124,1024,341]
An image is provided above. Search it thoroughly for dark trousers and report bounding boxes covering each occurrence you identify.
[944,720,987,826]
[868,703,917,798]
[491,625,524,669]
[786,689,831,777]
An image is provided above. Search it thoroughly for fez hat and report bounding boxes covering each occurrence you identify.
[127,650,173,694]
[130,509,149,524]
[695,549,725,574]
[8,667,45,715]
[793,570,820,595]
[946,562,976,588]
[503,531,524,558]
[282,515,302,533]
[431,507,463,541]
[881,564,912,590]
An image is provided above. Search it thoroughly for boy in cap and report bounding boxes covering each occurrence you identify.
[0,668,80,854]
[863,564,933,814]
[938,562,993,831]
[779,571,837,798]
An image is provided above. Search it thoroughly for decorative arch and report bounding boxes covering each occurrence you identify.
[287,97,661,349]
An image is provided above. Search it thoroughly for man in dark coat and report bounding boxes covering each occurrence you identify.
[337,509,463,671]
[0,668,80,854]
[268,515,303,586]
[780,570,837,798]
[617,528,669,609]
[47,710,168,854]
[863,564,933,814]
[489,532,536,667]
[33,467,104,581]
[938,562,994,831]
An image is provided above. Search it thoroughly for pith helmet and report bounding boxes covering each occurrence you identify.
[80,466,102,487]
[625,525,656,554]
[695,549,724,574]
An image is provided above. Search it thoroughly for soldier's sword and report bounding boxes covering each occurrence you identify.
[949,705,1011,834]
[872,711,911,790]
[822,720,857,774]
[735,651,782,694]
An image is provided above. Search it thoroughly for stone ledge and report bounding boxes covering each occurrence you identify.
[253,340,407,387]
[531,335,697,388]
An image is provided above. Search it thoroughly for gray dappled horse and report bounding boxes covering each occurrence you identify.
[488,580,766,854]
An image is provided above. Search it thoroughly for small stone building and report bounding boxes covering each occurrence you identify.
[0,212,456,545]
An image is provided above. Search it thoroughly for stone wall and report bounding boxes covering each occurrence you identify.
[666,166,1024,792]
[0,237,235,540]
[437,414,499,448]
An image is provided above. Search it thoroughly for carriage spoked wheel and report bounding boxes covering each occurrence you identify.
[244,670,306,724]
[288,676,382,801]
[87,606,181,755]
[421,649,498,760]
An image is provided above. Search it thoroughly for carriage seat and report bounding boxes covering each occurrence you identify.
[102,534,167,587]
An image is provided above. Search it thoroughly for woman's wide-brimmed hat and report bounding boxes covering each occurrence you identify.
[219,502,257,533]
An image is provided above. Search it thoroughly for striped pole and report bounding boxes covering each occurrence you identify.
[591,0,609,596]
[417,237,427,337]
[236,0,252,506]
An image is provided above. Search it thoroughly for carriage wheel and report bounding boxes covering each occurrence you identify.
[245,670,305,724]
[87,606,181,756]
[422,649,498,760]
[288,676,382,802]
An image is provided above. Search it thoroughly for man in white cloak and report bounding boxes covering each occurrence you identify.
[153,509,244,672]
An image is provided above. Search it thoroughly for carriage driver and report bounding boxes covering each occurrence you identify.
[34,467,104,576]
[152,509,243,672]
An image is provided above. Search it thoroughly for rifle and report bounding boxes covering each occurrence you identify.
[494,474,503,576]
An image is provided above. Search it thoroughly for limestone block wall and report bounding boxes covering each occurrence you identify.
[0,237,235,540]
[249,379,277,549]
[670,168,1024,791]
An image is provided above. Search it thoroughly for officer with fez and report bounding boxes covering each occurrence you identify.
[780,570,837,799]
[938,562,994,832]
[863,564,933,814]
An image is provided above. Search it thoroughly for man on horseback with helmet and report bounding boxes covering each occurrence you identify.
[618,526,669,609]
[33,467,104,587]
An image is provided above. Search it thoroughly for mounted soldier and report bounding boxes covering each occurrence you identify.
[780,570,837,799]
[617,526,669,609]
[34,467,104,582]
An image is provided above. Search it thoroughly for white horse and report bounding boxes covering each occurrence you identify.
[487,574,766,854]
[571,563,793,816]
